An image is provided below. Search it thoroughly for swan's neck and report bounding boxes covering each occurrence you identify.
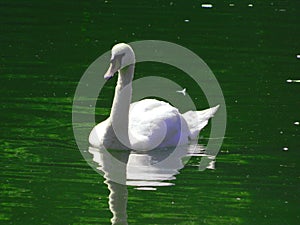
[117,64,134,88]
[110,64,134,147]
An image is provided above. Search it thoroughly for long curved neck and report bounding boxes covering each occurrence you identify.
[110,64,134,147]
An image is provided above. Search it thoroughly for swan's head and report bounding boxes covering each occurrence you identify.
[104,43,135,80]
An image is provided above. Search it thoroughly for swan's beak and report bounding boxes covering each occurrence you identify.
[104,63,116,80]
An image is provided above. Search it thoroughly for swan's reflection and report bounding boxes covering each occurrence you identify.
[88,143,214,225]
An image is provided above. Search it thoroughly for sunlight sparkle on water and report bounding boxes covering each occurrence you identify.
[286,79,300,83]
[294,121,299,125]
[135,187,157,191]
[283,147,288,151]
[201,4,213,8]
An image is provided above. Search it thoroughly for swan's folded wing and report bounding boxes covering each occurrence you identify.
[182,105,219,140]
[129,99,189,149]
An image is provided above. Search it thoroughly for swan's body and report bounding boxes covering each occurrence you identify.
[89,43,219,151]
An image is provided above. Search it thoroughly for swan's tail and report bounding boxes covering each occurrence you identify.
[182,105,219,140]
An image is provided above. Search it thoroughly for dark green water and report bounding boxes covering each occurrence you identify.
[1,1,299,224]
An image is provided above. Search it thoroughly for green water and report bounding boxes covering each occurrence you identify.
[1,1,300,224]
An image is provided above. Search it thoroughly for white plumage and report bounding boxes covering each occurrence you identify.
[89,43,219,151]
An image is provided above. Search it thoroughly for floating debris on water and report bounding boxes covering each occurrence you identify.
[297,54,300,59]
[294,121,299,125]
[229,3,235,7]
[248,3,253,7]
[279,131,283,134]
[201,3,213,8]
[283,147,288,151]
[176,88,186,96]
[184,19,190,23]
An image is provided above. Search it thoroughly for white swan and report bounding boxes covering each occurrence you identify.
[89,43,219,151]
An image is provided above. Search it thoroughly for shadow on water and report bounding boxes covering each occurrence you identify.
[88,142,214,224]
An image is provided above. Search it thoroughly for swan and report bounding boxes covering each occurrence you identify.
[89,43,219,151]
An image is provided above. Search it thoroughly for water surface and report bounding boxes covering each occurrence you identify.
[1,1,299,224]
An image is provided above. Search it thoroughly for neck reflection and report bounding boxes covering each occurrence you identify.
[89,143,213,224]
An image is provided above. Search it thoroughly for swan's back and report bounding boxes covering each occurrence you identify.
[129,99,190,150]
